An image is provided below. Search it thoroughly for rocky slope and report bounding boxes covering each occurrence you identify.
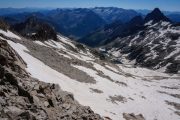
[103,9,180,74]
[0,27,102,119]
[81,8,180,73]
[0,18,180,120]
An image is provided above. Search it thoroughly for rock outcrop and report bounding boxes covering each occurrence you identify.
[12,16,57,41]
[0,19,10,31]
[0,39,103,120]
[123,113,145,120]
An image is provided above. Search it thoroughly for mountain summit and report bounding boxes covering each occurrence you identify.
[144,8,170,23]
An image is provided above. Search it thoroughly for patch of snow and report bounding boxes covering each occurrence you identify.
[164,48,180,59]
[167,28,180,34]
[117,64,168,77]
[93,63,128,82]
[67,51,94,61]
[158,29,167,38]
[144,20,153,26]
[129,35,140,46]
[80,55,94,61]
[45,40,66,50]
[34,41,48,47]
[105,65,119,73]
[161,21,170,26]
[111,50,121,57]
[0,29,21,40]
[148,44,159,59]
[74,64,180,120]
[31,33,36,35]
[57,35,76,48]
[149,22,158,28]
[0,36,6,40]
[99,48,106,52]
[6,40,180,120]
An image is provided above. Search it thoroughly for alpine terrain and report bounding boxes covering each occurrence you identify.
[0,6,180,120]
[82,8,180,74]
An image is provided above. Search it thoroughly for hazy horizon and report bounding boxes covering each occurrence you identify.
[0,0,180,12]
[0,7,180,13]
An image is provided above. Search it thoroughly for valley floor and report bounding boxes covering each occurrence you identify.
[2,32,180,120]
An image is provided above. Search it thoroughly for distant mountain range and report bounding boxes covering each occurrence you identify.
[0,8,51,16]
[91,7,140,24]
[46,8,106,39]
[1,7,180,39]
[79,8,172,47]
[2,8,107,39]
[0,7,180,39]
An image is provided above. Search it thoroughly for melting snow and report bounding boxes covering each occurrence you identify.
[57,35,76,48]
[129,35,140,46]
[161,21,170,26]
[6,40,180,120]
[0,30,21,40]
[164,48,180,59]
[144,20,153,26]
[34,41,49,47]
[45,40,66,49]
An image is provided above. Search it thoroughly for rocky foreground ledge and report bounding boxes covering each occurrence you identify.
[0,39,103,119]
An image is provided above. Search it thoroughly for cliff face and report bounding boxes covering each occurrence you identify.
[0,39,102,120]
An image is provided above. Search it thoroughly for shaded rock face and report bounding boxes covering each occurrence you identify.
[0,19,10,31]
[78,20,125,47]
[0,39,103,119]
[12,16,57,41]
[127,16,144,28]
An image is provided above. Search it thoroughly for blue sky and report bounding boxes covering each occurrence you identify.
[0,0,180,11]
